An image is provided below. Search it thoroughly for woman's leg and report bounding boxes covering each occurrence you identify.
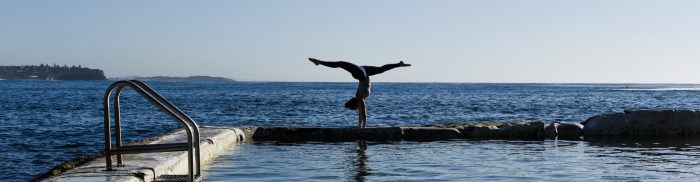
[363,61,410,77]
[309,58,366,80]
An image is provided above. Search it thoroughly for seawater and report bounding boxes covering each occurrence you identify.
[2,81,700,181]
[205,140,700,181]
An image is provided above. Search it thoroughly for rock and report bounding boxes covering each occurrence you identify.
[581,112,627,136]
[556,122,583,140]
[544,123,557,139]
[401,127,460,141]
[470,125,500,138]
[454,126,474,138]
[582,109,700,137]
[423,124,446,128]
[544,122,583,140]
[499,121,545,139]
[462,121,545,140]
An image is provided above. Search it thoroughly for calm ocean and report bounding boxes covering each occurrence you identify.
[2,80,700,181]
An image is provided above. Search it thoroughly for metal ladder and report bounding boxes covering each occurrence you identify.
[103,80,202,182]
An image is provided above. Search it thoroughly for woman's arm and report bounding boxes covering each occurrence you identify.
[359,99,367,127]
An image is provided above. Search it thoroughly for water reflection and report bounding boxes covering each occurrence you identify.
[583,138,700,177]
[586,137,700,148]
[348,140,371,182]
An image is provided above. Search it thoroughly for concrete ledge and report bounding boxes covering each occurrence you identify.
[449,121,547,140]
[401,127,460,141]
[248,126,463,141]
[250,126,403,141]
[39,126,245,182]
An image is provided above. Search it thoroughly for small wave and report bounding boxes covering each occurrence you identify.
[614,88,700,91]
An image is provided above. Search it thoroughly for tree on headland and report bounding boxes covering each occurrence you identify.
[0,64,106,80]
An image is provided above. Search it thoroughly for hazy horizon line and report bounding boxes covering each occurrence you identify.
[204,80,700,85]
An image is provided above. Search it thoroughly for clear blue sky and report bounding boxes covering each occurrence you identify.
[1,1,699,83]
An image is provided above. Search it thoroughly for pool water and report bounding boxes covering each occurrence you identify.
[204,139,700,181]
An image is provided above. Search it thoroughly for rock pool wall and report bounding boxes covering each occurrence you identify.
[582,109,700,137]
[249,109,700,141]
[246,121,583,141]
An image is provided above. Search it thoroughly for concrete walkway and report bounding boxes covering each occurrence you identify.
[39,127,246,182]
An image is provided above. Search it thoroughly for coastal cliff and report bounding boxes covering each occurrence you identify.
[0,64,106,80]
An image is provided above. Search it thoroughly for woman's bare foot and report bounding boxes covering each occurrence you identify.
[398,61,411,67]
[308,58,321,65]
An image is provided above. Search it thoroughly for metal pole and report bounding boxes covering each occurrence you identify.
[114,84,125,166]
[103,83,118,171]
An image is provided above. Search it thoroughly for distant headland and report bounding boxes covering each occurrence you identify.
[0,64,106,80]
[0,64,234,82]
[111,76,236,83]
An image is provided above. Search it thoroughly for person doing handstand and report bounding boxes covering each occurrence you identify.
[308,58,411,128]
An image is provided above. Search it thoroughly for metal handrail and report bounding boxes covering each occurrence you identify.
[105,80,200,181]
[113,81,199,177]
[103,80,201,182]
[130,80,201,176]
